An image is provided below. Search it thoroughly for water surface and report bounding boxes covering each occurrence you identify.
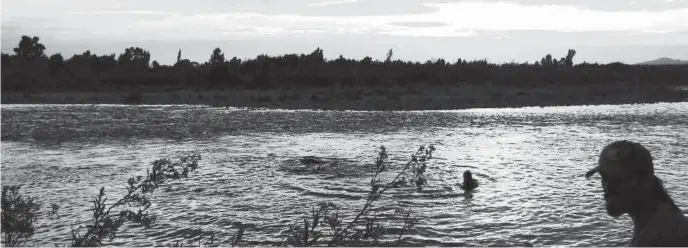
[2,103,687,246]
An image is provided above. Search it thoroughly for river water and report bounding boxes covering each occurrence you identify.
[1,103,687,246]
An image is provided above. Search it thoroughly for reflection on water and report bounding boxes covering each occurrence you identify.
[2,102,687,246]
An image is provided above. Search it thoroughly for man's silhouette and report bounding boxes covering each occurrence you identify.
[585,140,688,246]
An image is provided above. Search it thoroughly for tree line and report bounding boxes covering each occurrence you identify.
[2,35,687,93]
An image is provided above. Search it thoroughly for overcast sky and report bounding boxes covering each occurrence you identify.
[2,0,688,65]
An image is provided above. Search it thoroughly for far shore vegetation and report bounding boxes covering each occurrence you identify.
[2,35,686,110]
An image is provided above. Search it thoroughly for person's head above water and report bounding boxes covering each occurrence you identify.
[584,140,660,217]
[585,140,688,246]
[461,170,478,191]
[463,170,473,182]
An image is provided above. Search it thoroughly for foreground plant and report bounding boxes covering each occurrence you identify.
[282,144,434,246]
[69,154,202,247]
[1,186,42,247]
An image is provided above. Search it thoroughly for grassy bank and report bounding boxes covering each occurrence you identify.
[3,83,685,110]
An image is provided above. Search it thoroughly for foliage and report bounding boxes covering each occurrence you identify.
[385,49,393,64]
[1,153,252,247]
[0,144,442,246]
[69,154,202,247]
[117,47,151,68]
[539,49,577,68]
[1,186,42,247]
[209,48,226,65]
[47,203,60,218]
[13,35,46,60]
[281,145,434,246]
[2,35,686,94]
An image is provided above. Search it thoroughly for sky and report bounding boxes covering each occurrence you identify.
[2,0,688,65]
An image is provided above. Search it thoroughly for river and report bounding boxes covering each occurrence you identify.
[1,102,687,246]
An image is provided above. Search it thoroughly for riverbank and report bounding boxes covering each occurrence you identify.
[2,84,686,110]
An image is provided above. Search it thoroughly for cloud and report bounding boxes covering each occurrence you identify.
[130,12,385,38]
[0,0,129,17]
[72,10,176,16]
[4,0,688,41]
[388,21,449,28]
[126,2,688,40]
[419,2,688,32]
[307,0,360,7]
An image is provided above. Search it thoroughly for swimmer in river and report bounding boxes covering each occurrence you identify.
[585,140,688,246]
[461,170,479,191]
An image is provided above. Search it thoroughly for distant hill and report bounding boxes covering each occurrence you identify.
[636,57,688,65]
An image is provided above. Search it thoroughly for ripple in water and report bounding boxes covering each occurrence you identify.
[1,102,687,246]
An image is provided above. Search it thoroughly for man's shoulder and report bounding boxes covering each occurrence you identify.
[638,206,688,247]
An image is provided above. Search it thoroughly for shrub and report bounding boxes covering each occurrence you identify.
[1,186,42,247]
[70,154,202,247]
[281,144,435,246]
[1,145,436,247]
[2,154,208,247]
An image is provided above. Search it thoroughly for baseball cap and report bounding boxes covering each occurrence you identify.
[585,140,654,178]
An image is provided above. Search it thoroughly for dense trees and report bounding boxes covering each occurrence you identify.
[2,35,687,93]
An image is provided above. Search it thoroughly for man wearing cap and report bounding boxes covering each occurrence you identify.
[585,140,688,246]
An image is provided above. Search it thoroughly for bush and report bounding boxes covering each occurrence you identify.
[281,145,435,246]
[1,186,42,247]
[2,154,207,247]
[1,145,437,247]
[70,154,202,247]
